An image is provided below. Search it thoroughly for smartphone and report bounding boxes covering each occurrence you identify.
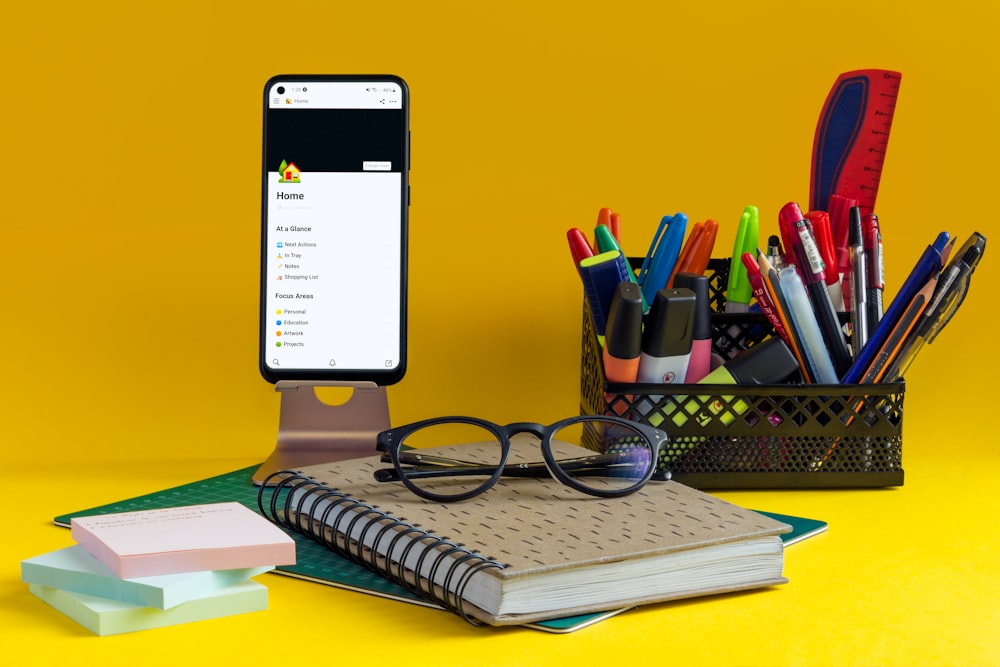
[260,75,409,384]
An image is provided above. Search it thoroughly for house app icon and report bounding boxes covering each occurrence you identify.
[278,159,301,183]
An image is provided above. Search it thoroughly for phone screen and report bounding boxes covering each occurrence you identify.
[260,76,408,384]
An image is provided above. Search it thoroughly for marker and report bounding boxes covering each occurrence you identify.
[637,288,696,385]
[805,210,844,310]
[579,250,633,337]
[638,213,688,307]
[602,281,644,384]
[726,205,760,312]
[827,193,859,276]
[595,223,646,311]
[779,202,852,376]
[667,219,718,288]
[662,337,801,434]
[846,208,868,355]
[566,227,593,268]
[673,273,713,382]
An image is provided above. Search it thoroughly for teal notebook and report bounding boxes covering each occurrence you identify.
[54,465,825,633]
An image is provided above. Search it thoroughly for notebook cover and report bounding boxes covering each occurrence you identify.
[280,439,791,625]
[28,580,268,636]
[21,545,273,609]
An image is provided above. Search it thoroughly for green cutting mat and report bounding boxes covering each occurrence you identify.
[52,465,621,633]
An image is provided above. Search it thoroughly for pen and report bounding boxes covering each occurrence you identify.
[863,213,884,329]
[886,233,986,379]
[778,265,839,384]
[858,274,937,384]
[806,210,844,311]
[741,251,789,346]
[766,235,785,271]
[726,205,759,312]
[637,213,688,307]
[846,208,868,355]
[778,202,852,376]
[842,233,945,384]
[758,253,814,383]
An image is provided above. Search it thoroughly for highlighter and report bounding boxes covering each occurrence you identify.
[602,281,644,384]
[654,337,800,461]
[579,250,633,337]
[637,288,696,384]
[677,337,800,429]
[673,273,713,382]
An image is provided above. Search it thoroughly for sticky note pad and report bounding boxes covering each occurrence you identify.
[71,502,296,579]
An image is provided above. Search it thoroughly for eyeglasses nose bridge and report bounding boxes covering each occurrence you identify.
[502,422,547,439]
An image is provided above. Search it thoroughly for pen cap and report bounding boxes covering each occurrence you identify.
[673,273,711,340]
[848,207,863,247]
[604,281,644,360]
[722,337,800,385]
[642,288,696,357]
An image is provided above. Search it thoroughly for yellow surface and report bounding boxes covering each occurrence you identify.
[2,1,999,665]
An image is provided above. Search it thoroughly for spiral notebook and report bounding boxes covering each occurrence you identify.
[258,439,792,627]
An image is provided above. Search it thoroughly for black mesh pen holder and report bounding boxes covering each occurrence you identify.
[579,259,905,489]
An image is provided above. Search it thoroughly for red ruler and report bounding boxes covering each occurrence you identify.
[810,69,902,216]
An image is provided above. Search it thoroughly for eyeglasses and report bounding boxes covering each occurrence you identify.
[374,415,668,502]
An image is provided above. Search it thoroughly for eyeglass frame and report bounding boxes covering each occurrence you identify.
[374,414,668,502]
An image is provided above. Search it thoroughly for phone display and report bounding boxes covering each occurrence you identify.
[260,75,409,384]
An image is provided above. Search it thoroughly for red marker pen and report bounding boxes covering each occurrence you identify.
[778,202,852,376]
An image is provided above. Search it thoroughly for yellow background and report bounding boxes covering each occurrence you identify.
[2,1,998,665]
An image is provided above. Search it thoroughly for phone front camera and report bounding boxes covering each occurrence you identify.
[276,86,285,94]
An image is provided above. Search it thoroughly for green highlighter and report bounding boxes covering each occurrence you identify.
[725,205,760,312]
[594,223,647,311]
[652,338,800,464]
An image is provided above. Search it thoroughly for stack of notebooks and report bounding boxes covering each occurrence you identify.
[22,502,296,635]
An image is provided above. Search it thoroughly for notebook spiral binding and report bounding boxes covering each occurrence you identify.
[257,470,507,625]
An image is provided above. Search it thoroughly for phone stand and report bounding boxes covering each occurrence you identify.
[252,381,390,485]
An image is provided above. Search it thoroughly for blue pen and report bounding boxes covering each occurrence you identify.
[637,213,688,307]
[841,233,946,383]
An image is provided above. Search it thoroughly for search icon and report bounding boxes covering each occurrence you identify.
[272,359,280,366]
